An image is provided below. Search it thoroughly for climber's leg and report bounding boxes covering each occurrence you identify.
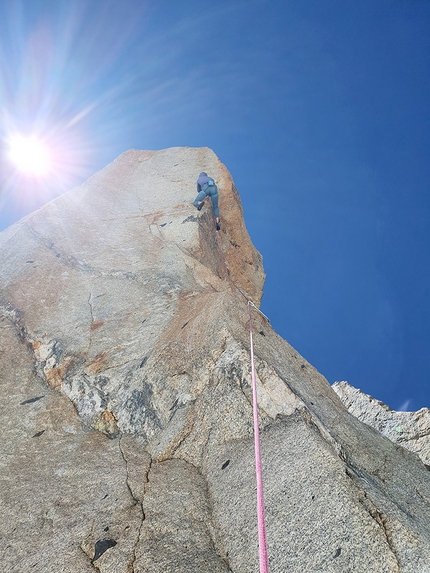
[193,190,207,210]
[209,190,219,219]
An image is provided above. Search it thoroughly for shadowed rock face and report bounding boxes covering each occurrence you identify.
[1,147,430,573]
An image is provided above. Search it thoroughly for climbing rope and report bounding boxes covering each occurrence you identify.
[248,299,269,573]
[214,222,269,573]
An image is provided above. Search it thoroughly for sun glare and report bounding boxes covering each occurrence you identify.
[8,134,53,178]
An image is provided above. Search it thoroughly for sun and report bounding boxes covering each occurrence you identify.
[7,134,53,178]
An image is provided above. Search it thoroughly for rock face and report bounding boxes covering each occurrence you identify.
[1,147,430,573]
[333,381,430,467]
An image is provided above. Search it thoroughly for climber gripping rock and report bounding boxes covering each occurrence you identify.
[193,172,220,230]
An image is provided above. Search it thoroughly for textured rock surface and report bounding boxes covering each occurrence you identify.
[333,381,430,467]
[0,316,144,573]
[1,147,430,572]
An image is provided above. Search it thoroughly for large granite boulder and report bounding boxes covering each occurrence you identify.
[1,147,430,572]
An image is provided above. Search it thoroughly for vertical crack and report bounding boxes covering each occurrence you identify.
[87,292,95,353]
[119,435,151,573]
[371,509,401,572]
[80,521,102,572]
[358,493,401,572]
[88,292,95,324]
[119,437,141,505]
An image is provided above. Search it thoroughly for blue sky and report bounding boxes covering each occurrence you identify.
[1,0,429,411]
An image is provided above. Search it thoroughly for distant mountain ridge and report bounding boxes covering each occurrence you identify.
[333,381,430,467]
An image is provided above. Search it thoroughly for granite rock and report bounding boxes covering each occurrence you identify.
[333,381,430,467]
[1,147,430,573]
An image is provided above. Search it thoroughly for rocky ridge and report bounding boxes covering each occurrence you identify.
[1,147,430,573]
[333,381,430,467]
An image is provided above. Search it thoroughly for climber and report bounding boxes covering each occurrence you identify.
[193,172,220,230]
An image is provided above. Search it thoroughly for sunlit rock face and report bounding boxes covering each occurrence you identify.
[1,147,430,573]
[333,381,430,467]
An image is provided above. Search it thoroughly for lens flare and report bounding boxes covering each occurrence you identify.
[7,134,52,178]
[0,1,151,221]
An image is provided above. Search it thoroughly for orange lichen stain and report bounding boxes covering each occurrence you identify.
[45,357,72,390]
[32,341,42,350]
[46,369,63,389]
[90,321,105,331]
[101,410,116,424]
[92,409,119,437]
[86,352,109,374]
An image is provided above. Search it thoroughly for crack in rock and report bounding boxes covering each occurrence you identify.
[24,222,95,274]
[23,221,141,281]
[118,435,152,573]
[359,494,401,572]
[87,291,95,353]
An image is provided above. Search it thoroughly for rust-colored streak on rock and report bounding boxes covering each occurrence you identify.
[216,165,265,304]
[90,320,105,331]
[86,352,109,374]
[45,358,72,390]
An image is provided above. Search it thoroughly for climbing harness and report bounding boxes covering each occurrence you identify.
[214,220,270,573]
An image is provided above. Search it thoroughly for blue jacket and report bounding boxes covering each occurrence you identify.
[197,172,214,192]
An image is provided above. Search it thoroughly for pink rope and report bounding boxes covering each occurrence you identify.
[248,300,269,573]
[214,221,269,572]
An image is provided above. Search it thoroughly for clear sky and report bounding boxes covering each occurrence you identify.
[1,0,429,411]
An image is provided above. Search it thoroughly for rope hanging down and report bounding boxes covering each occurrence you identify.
[248,299,270,573]
[214,224,270,573]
